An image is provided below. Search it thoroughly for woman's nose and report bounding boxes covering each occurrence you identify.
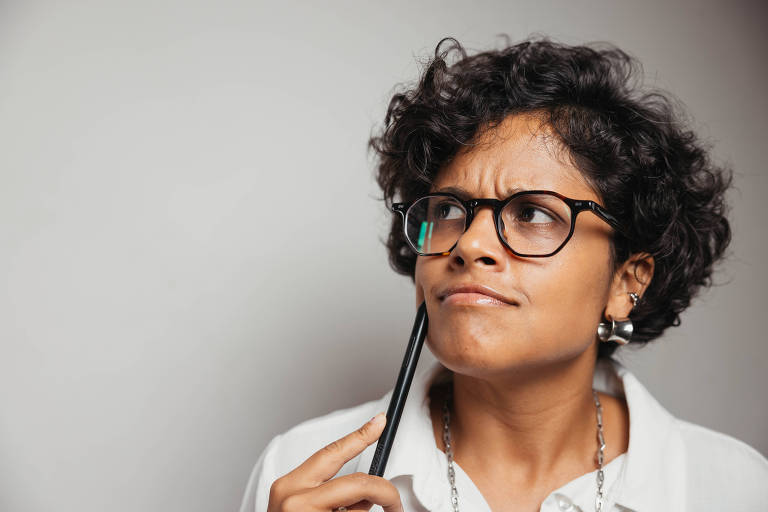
[449,207,508,268]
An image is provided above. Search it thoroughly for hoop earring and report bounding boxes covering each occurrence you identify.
[597,292,640,345]
[597,315,633,345]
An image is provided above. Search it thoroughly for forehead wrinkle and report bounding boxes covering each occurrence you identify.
[513,114,603,200]
[495,115,599,200]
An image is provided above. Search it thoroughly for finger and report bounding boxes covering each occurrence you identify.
[343,499,373,511]
[285,413,387,487]
[294,472,403,512]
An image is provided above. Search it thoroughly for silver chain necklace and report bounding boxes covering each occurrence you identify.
[441,389,606,512]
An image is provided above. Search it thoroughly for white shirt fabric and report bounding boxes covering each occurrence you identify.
[239,357,768,511]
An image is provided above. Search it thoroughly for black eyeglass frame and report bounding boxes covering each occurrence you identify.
[391,190,627,258]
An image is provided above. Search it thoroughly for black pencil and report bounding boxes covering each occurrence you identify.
[368,301,429,477]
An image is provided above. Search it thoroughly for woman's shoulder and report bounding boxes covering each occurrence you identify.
[612,358,767,476]
[674,417,768,469]
[673,417,768,505]
[676,417,767,465]
[610,361,768,507]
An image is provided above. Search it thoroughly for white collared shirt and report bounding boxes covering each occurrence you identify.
[239,357,768,511]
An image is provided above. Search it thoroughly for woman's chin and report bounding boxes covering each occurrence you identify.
[427,329,580,374]
[429,338,532,372]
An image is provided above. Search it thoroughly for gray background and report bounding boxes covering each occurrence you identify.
[1,1,766,511]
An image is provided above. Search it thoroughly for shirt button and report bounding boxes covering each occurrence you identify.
[553,492,584,512]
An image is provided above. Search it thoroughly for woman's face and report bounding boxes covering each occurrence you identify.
[414,114,617,378]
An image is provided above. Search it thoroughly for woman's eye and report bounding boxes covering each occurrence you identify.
[436,203,464,220]
[517,205,556,224]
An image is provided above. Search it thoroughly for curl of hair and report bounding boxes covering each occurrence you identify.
[369,36,733,358]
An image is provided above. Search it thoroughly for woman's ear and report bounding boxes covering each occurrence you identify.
[605,252,654,320]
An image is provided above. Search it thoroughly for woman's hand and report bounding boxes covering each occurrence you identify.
[267,413,404,512]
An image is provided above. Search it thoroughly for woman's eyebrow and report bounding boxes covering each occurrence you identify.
[434,186,471,197]
[434,185,528,198]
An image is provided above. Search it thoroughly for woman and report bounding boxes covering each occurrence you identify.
[240,37,768,512]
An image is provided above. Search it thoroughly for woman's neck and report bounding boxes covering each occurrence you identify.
[429,352,629,499]
[454,354,598,477]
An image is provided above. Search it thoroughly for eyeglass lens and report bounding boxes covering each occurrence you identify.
[404,194,573,255]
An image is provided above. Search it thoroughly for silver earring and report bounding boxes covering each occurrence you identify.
[597,315,633,345]
[597,292,640,345]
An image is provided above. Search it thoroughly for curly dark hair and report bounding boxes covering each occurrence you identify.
[369,36,733,359]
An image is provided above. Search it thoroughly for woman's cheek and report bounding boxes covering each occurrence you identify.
[414,259,435,308]
[415,283,426,306]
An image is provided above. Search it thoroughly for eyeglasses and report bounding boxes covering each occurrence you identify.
[392,190,626,258]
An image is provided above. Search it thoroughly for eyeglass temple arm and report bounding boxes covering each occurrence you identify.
[580,201,630,239]
[391,203,406,218]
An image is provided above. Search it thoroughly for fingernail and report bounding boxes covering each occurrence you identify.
[369,413,385,426]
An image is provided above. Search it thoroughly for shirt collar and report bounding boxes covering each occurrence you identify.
[608,358,687,511]
[355,355,686,511]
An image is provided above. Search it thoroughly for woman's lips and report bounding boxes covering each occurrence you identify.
[438,284,517,306]
[442,292,509,306]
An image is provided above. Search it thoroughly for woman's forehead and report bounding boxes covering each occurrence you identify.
[433,114,596,199]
